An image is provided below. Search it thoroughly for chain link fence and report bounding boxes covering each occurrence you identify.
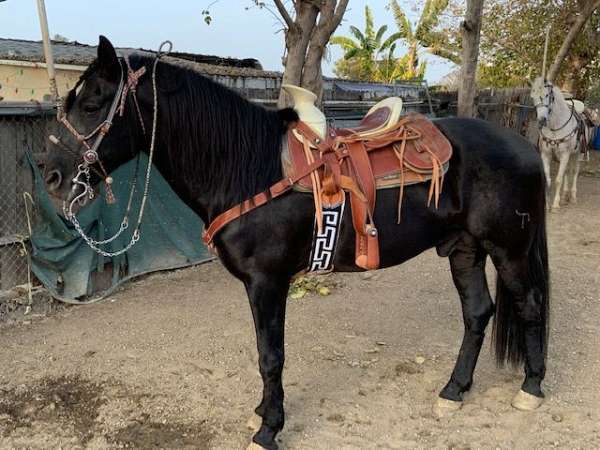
[0,103,55,293]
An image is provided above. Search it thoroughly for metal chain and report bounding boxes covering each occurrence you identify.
[69,213,141,257]
[64,163,137,246]
[65,41,171,257]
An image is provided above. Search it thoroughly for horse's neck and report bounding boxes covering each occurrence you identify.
[547,88,575,132]
[151,84,283,224]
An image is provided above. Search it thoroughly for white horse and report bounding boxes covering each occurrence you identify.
[530,76,591,210]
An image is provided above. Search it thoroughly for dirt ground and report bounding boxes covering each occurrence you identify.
[0,175,599,450]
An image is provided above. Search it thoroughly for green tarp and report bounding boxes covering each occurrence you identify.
[26,153,212,303]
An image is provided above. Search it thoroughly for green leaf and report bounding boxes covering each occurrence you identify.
[380,32,403,52]
[318,286,331,296]
[390,0,413,40]
[349,25,366,44]
[375,25,389,46]
[290,288,307,299]
[330,36,359,50]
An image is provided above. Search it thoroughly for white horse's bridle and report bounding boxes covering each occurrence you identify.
[535,82,579,146]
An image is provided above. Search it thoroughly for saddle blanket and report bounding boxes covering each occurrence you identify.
[308,198,345,272]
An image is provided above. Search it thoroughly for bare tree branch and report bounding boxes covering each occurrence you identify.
[332,0,351,31]
[273,0,295,29]
[547,0,600,82]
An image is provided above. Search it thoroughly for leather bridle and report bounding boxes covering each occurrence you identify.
[533,82,555,119]
[535,82,576,133]
[50,41,172,258]
[56,55,147,202]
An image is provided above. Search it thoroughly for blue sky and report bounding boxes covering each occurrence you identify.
[0,0,456,82]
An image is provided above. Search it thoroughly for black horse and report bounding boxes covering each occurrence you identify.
[43,37,549,450]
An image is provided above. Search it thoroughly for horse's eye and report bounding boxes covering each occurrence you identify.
[83,103,100,113]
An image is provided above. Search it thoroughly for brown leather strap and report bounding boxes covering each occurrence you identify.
[202,159,325,248]
[294,122,331,153]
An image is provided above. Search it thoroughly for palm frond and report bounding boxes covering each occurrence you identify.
[349,25,366,44]
[415,0,449,41]
[417,60,428,79]
[420,30,461,64]
[390,0,413,40]
[365,5,375,39]
[380,32,403,52]
[375,25,389,45]
[428,46,460,64]
[343,48,361,60]
[330,36,359,50]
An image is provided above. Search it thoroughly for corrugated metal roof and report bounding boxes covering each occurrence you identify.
[0,38,282,78]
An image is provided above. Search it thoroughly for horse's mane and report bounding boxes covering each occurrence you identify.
[129,54,293,213]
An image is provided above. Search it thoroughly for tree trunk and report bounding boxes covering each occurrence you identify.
[301,47,325,103]
[278,2,319,107]
[547,0,600,83]
[300,0,349,106]
[457,0,484,118]
[562,54,588,96]
[277,0,349,108]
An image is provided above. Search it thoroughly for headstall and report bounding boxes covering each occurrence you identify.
[50,41,172,257]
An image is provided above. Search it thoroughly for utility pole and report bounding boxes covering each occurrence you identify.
[35,0,61,111]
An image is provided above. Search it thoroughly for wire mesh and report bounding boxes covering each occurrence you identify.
[0,106,55,292]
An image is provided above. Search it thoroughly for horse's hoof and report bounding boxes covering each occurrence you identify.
[512,389,543,411]
[433,397,462,418]
[551,206,560,213]
[246,414,262,431]
[247,443,267,450]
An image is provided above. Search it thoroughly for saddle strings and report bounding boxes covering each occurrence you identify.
[301,136,324,232]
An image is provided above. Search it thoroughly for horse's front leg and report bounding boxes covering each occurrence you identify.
[540,145,552,191]
[245,274,290,450]
[552,152,570,210]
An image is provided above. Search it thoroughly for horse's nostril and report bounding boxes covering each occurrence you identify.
[44,169,63,192]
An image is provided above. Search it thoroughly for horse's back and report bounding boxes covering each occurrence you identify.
[434,117,543,176]
[433,117,545,250]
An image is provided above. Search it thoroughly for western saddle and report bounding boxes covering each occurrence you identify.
[203,87,453,271]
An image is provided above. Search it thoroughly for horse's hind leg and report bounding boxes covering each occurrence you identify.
[435,234,493,416]
[489,242,549,411]
[245,274,289,450]
[562,165,570,203]
[570,156,581,204]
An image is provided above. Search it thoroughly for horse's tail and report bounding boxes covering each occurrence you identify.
[492,203,550,367]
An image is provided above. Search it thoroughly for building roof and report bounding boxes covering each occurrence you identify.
[0,38,281,78]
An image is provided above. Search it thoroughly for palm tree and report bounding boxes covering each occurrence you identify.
[330,6,402,80]
[389,0,460,79]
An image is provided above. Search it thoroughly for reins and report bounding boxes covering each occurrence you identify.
[52,41,172,257]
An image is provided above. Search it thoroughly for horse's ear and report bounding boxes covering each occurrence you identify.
[278,108,299,133]
[97,35,120,81]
